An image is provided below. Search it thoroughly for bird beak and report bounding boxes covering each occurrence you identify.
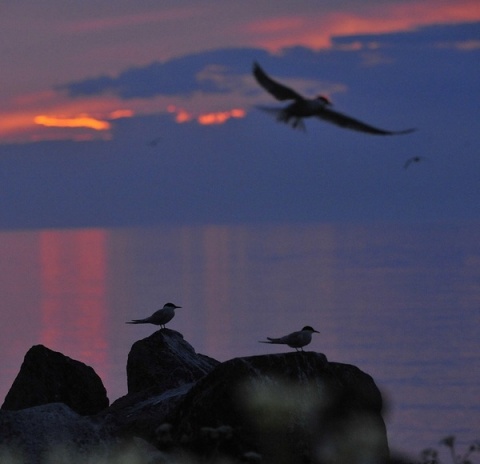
[314,329,320,333]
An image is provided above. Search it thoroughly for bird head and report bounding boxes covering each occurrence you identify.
[164,302,182,309]
[302,326,319,333]
[315,95,332,106]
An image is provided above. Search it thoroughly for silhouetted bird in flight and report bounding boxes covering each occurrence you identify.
[253,62,415,135]
[148,136,162,147]
[404,156,426,169]
[126,302,181,329]
[259,326,319,352]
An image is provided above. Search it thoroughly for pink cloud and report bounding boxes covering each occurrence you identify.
[243,0,480,50]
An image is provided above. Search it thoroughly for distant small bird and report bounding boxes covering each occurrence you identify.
[148,136,162,147]
[126,302,181,328]
[404,156,426,169]
[253,61,415,135]
[259,326,319,352]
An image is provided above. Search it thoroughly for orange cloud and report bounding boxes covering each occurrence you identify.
[108,109,134,119]
[167,105,246,126]
[0,113,36,135]
[0,88,137,142]
[34,115,111,131]
[2,0,477,144]
[198,109,246,125]
[167,105,194,123]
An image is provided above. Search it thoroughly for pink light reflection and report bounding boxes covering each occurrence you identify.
[39,229,109,383]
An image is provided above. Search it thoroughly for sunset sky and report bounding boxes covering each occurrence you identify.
[1,4,480,449]
[0,1,479,227]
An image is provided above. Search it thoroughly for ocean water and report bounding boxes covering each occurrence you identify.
[0,221,479,456]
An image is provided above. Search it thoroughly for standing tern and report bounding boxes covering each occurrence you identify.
[253,61,415,135]
[126,302,181,329]
[259,326,319,352]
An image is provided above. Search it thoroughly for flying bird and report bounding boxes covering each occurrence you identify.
[404,156,426,169]
[126,302,181,329]
[259,326,319,352]
[148,136,162,147]
[253,62,415,135]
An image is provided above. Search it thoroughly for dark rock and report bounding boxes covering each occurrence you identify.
[0,403,111,464]
[126,329,219,394]
[102,329,220,442]
[1,337,391,464]
[1,345,109,415]
[100,382,194,442]
[167,352,389,464]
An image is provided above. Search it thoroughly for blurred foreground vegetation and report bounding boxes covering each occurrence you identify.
[420,436,480,464]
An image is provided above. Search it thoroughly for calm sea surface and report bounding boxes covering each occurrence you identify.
[0,222,479,456]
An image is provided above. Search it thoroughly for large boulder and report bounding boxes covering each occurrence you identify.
[96,329,220,441]
[1,345,109,415]
[166,352,389,464]
[126,328,219,394]
[0,337,391,464]
[0,403,111,464]
[101,382,193,443]
[98,329,219,442]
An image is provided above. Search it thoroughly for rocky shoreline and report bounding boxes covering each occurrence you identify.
[0,329,389,464]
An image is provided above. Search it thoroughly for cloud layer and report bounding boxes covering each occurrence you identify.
[1,22,479,229]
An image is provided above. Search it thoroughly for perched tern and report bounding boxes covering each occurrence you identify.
[253,62,415,135]
[126,302,181,329]
[259,326,319,352]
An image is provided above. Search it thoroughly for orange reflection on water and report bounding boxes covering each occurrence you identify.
[39,229,109,379]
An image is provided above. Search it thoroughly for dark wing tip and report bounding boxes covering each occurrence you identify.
[372,128,417,136]
[316,105,418,135]
[252,62,304,102]
[377,127,417,136]
[252,61,265,80]
[393,128,417,135]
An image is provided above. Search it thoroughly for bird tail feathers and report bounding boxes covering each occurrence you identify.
[256,106,306,131]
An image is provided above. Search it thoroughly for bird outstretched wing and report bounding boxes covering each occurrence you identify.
[253,61,416,135]
[253,62,305,102]
[317,107,416,135]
